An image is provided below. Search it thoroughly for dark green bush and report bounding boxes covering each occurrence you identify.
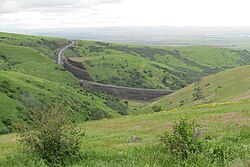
[18,106,84,166]
[152,105,162,112]
[193,86,203,101]
[0,117,15,134]
[106,100,128,115]
[160,118,203,160]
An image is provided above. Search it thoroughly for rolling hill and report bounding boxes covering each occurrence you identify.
[140,65,250,113]
[1,32,250,133]
[0,33,127,134]
[64,40,250,89]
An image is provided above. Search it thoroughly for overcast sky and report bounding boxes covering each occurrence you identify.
[1,0,250,29]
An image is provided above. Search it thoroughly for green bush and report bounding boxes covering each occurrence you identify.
[0,117,15,134]
[18,106,84,166]
[193,86,203,101]
[106,100,128,115]
[159,118,246,166]
[152,105,162,112]
[160,118,203,160]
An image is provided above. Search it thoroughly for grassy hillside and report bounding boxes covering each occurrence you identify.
[0,71,122,131]
[81,100,250,166]
[65,40,250,89]
[1,99,249,166]
[140,65,250,113]
[0,43,76,86]
[0,33,128,134]
[0,32,68,59]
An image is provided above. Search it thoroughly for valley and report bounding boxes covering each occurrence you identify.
[0,32,250,167]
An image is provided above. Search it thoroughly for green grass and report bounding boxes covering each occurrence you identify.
[64,40,250,89]
[0,43,78,87]
[81,101,250,166]
[174,46,243,67]
[141,65,250,114]
[1,100,249,166]
[79,100,250,148]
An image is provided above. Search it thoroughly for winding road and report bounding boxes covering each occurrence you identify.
[57,40,174,100]
[57,41,74,65]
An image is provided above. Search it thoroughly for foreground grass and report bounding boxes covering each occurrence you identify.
[1,100,249,166]
[80,100,250,153]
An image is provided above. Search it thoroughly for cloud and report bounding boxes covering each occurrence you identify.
[0,0,125,28]
[0,0,81,14]
[94,0,123,4]
[18,0,80,8]
[1,0,250,29]
[0,0,123,14]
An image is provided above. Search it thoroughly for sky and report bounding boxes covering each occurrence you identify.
[1,0,250,29]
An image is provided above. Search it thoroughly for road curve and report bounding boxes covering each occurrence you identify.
[57,41,74,65]
[58,41,175,100]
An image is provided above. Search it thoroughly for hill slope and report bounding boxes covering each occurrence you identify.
[65,41,250,89]
[0,32,68,59]
[140,65,250,113]
[1,96,250,166]
[0,33,127,134]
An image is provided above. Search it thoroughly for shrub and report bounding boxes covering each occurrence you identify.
[18,106,84,166]
[159,118,249,166]
[160,118,203,160]
[193,87,203,101]
[106,100,128,115]
[152,105,162,112]
[0,117,15,134]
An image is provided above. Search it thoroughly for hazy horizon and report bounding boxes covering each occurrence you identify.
[1,26,249,48]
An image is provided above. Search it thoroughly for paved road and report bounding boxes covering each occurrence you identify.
[57,41,74,65]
